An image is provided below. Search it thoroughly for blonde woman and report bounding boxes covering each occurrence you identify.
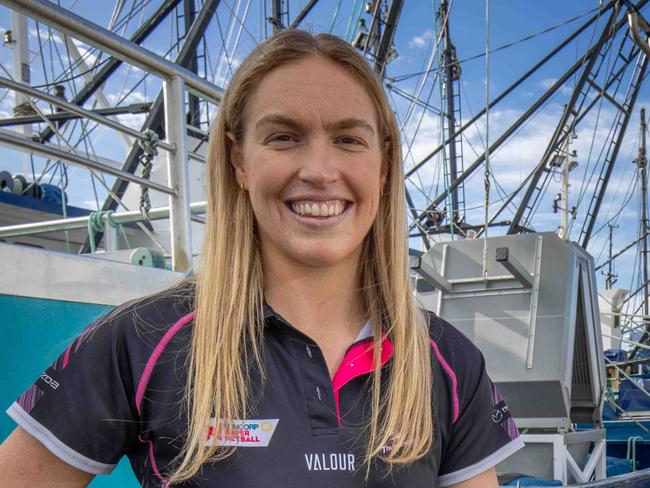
[0,30,523,487]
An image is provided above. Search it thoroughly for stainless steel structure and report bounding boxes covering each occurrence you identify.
[414,232,606,431]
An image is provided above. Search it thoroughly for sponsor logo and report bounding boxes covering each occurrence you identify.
[304,453,355,471]
[492,400,512,424]
[205,418,279,447]
[39,373,59,390]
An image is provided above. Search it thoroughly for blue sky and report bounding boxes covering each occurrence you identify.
[0,0,649,323]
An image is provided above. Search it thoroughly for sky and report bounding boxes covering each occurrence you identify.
[0,0,649,326]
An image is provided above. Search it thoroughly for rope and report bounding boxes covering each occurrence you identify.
[482,0,491,279]
[87,210,131,253]
[137,129,160,219]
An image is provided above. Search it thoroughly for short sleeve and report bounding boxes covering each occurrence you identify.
[437,347,524,486]
[5,311,139,474]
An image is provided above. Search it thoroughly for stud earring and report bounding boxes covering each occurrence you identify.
[239,182,248,194]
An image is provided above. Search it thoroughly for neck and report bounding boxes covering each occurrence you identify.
[263,250,366,345]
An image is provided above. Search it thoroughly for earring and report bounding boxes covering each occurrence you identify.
[239,182,248,194]
[380,187,385,197]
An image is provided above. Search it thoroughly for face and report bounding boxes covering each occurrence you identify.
[229,55,388,271]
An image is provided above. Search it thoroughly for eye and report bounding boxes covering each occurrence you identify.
[336,136,369,149]
[266,133,298,144]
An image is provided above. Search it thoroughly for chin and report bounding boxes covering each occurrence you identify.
[288,245,359,269]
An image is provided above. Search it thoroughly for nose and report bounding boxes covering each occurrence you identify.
[296,138,339,186]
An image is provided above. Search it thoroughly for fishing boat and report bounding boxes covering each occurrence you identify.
[3,1,650,486]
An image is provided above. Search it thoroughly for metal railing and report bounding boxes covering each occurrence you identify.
[0,0,225,271]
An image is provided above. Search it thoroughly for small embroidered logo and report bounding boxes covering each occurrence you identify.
[491,400,511,424]
[206,419,279,447]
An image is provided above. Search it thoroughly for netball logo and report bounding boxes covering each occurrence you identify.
[206,418,279,447]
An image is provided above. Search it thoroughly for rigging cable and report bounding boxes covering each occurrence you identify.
[482,0,490,278]
[390,5,601,83]
[398,0,448,134]
[329,0,343,33]
[344,0,363,42]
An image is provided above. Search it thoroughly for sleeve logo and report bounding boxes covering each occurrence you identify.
[491,400,512,424]
[206,418,279,447]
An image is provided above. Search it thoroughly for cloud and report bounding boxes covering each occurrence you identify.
[538,77,575,97]
[409,29,433,49]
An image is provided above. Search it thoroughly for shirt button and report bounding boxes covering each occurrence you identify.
[305,344,312,359]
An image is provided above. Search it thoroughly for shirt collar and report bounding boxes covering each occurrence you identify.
[264,303,374,343]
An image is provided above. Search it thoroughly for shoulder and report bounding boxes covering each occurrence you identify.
[422,310,486,425]
[85,280,195,344]
[62,280,196,380]
[424,310,485,376]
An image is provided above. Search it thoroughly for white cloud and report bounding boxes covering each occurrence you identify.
[409,29,433,49]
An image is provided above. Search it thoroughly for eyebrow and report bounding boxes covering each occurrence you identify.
[254,114,375,135]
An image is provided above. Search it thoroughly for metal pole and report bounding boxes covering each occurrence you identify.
[164,76,193,272]
[0,202,207,238]
[2,0,223,104]
[404,0,621,180]
[83,0,220,253]
[581,54,648,247]
[63,35,133,150]
[507,4,619,235]
[0,76,175,151]
[639,107,650,336]
[0,128,174,194]
[35,0,182,145]
[596,229,650,271]
[559,126,571,239]
[183,0,201,127]
[606,224,617,289]
[374,0,404,77]
[411,32,613,229]
[440,0,460,223]
[271,0,284,33]
[288,0,318,28]
[0,102,151,127]
[9,11,31,176]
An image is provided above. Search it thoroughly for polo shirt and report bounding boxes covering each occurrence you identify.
[7,284,524,487]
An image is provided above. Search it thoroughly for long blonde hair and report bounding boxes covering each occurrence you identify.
[168,30,432,483]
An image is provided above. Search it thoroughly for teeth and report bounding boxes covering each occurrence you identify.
[290,201,346,217]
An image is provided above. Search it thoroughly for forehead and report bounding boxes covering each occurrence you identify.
[242,55,379,131]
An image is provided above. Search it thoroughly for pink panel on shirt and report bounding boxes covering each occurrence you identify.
[429,339,459,424]
[331,337,394,424]
[135,311,195,415]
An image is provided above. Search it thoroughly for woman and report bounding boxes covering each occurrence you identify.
[0,30,523,487]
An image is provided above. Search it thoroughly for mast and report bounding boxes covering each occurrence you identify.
[269,0,287,33]
[9,11,31,176]
[605,223,618,290]
[557,125,577,239]
[639,108,649,325]
[183,0,201,127]
[438,0,463,225]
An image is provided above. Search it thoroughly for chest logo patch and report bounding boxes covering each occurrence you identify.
[206,418,279,447]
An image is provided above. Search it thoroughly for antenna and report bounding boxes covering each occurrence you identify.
[603,223,618,290]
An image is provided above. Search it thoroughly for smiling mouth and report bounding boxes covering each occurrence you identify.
[287,200,350,218]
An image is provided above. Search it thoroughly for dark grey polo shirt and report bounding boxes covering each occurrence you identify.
[7,286,523,486]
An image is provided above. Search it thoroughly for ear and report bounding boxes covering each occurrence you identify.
[226,131,246,189]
